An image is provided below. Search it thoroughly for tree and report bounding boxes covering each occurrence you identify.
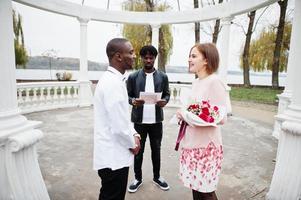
[193,0,200,43]
[248,21,291,74]
[122,0,173,71]
[212,0,223,44]
[271,0,288,89]
[195,0,223,44]
[241,10,256,87]
[237,7,269,87]
[13,9,28,68]
[157,3,173,72]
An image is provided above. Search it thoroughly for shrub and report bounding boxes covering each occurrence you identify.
[56,71,73,81]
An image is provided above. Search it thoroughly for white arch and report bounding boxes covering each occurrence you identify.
[14,0,277,24]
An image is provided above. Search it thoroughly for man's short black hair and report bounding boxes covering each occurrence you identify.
[106,38,129,60]
[139,45,158,57]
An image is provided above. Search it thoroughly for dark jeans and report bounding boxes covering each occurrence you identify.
[97,167,129,200]
[134,122,163,181]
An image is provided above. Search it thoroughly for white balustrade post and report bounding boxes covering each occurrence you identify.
[0,0,49,199]
[151,24,161,69]
[267,0,301,199]
[77,17,93,107]
[217,16,233,114]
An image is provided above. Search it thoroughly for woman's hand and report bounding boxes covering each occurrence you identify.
[176,109,184,121]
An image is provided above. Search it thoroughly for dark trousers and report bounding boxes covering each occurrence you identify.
[134,122,163,181]
[97,167,129,200]
[192,190,218,200]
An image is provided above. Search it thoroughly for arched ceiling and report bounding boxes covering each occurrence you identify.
[13,0,278,25]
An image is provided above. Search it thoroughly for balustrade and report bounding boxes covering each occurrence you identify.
[168,83,192,107]
[16,82,191,113]
[17,81,80,114]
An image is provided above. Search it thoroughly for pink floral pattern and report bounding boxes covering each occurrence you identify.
[179,141,223,192]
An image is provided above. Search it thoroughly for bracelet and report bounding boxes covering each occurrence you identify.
[133,133,141,140]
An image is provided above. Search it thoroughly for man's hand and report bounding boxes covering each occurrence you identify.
[133,98,145,106]
[156,99,167,107]
[130,135,141,155]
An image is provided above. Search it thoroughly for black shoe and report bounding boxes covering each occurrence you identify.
[153,177,169,191]
[128,179,143,193]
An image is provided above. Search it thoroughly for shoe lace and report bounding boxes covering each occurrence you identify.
[158,177,166,183]
[132,179,140,185]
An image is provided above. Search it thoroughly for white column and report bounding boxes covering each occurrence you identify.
[151,24,161,69]
[267,0,301,199]
[77,17,92,107]
[272,11,296,139]
[217,16,233,114]
[0,0,49,199]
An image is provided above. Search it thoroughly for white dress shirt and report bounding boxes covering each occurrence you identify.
[93,66,136,171]
[142,71,156,124]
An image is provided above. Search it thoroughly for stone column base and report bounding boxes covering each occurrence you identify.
[0,111,50,200]
[272,92,291,139]
[267,106,301,199]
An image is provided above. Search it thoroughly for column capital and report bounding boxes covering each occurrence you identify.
[77,17,90,25]
[150,23,161,29]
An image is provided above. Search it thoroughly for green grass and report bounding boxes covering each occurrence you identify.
[230,86,283,105]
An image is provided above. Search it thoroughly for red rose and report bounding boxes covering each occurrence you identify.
[189,104,199,110]
[202,107,210,116]
[202,100,210,108]
[208,116,214,123]
[213,106,218,111]
[199,113,210,122]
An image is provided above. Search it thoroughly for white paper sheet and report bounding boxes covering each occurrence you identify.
[139,92,162,104]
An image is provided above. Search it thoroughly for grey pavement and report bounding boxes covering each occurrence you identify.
[26,102,278,200]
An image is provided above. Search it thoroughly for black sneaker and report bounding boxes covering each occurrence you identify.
[153,177,169,191]
[128,179,143,193]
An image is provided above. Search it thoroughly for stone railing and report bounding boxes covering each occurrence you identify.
[168,83,192,107]
[16,82,191,113]
[17,81,80,114]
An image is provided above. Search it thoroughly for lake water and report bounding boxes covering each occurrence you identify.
[16,69,286,87]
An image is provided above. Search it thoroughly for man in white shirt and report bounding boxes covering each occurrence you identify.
[93,38,141,200]
[127,45,170,193]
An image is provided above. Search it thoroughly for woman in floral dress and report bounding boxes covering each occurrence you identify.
[177,43,228,200]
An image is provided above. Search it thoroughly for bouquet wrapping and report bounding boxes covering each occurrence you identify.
[180,100,225,127]
[175,100,225,151]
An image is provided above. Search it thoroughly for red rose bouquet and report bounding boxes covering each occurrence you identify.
[181,100,225,127]
[174,100,225,151]
[187,100,220,123]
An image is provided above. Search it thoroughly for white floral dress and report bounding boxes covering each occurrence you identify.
[179,74,228,192]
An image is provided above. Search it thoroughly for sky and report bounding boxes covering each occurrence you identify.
[13,0,295,71]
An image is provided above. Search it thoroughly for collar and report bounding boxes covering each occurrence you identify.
[142,69,157,77]
[145,70,155,76]
[107,66,126,81]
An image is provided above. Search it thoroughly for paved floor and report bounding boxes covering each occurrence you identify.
[26,102,278,200]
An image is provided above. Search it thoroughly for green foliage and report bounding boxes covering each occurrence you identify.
[122,0,173,70]
[230,86,283,104]
[158,24,173,71]
[242,21,291,72]
[13,9,28,68]
[15,40,28,67]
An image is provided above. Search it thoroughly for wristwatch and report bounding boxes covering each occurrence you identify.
[132,98,136,105]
